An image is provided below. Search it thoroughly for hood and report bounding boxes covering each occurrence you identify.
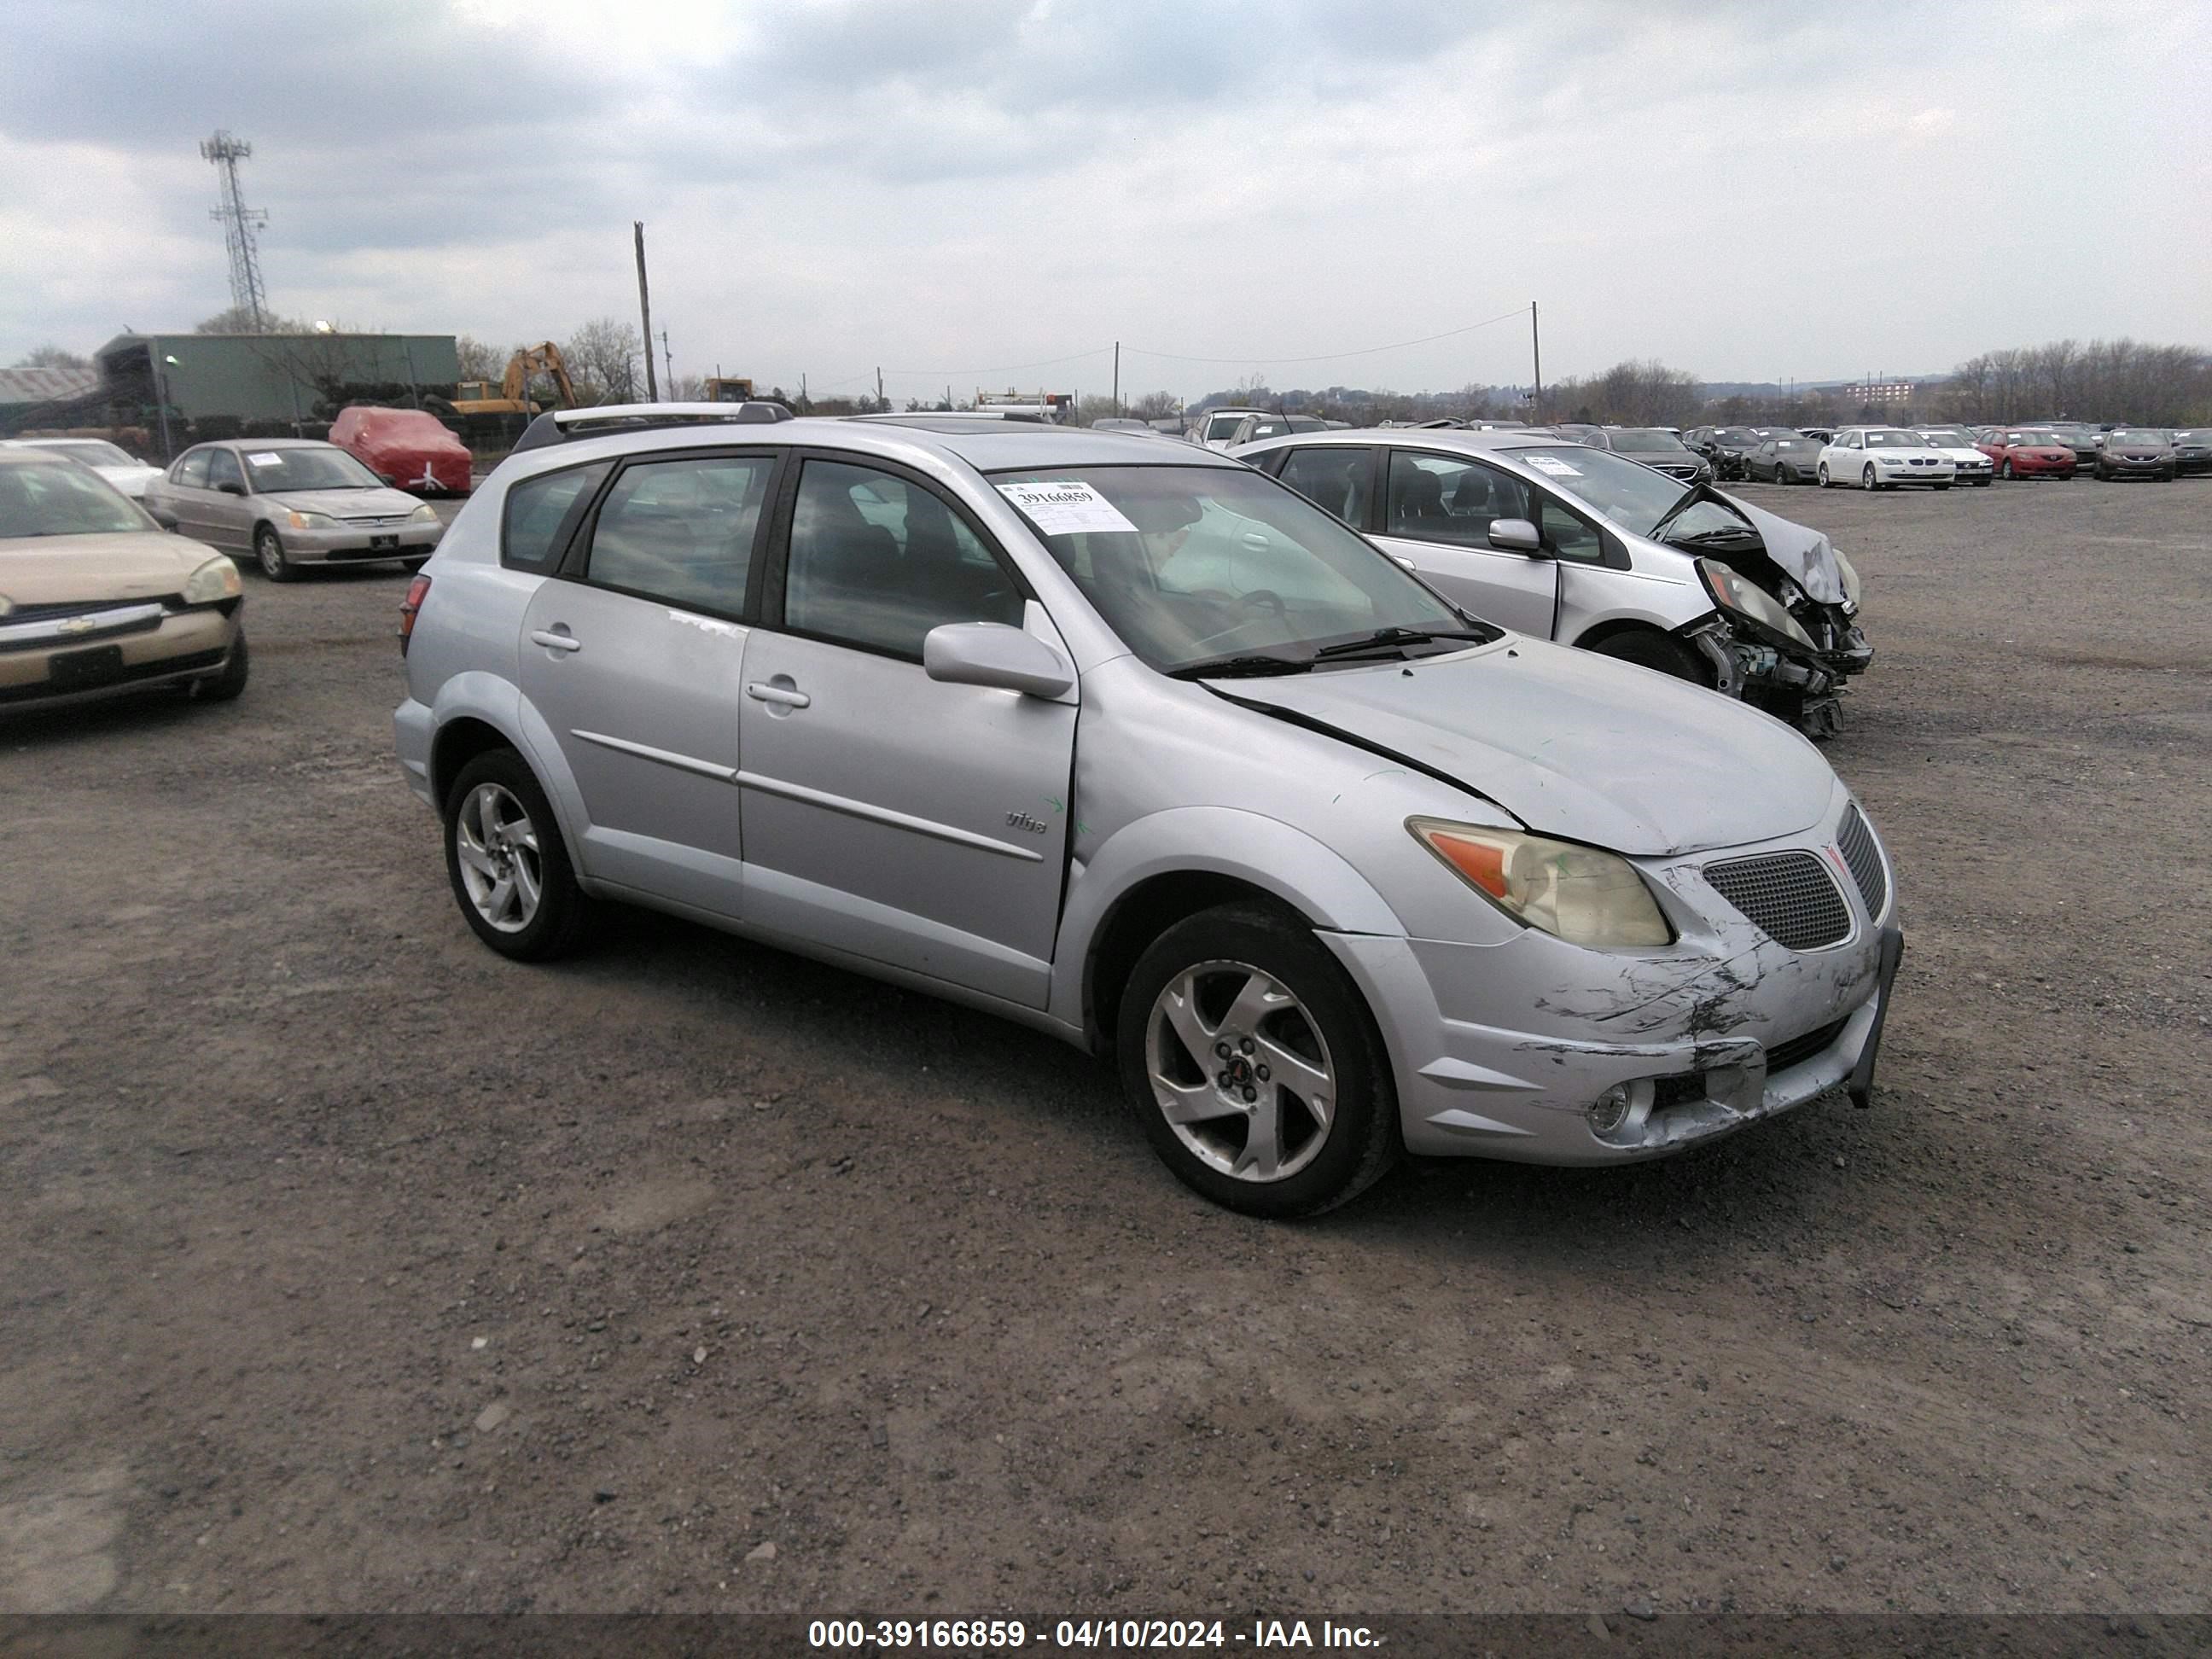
[1929,445,1985,463]
[1703,491,1848,604]
[92,463,163,497]
[1209,638,1834,857]
[0,531,219,604]
[2107,445,2169,459]
[263,486,423,517]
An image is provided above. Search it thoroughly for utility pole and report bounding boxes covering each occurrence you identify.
[1113,341,1121,416]
[876,367,884,410]
[633,221,658,402]
[1530,301,1542,411]
[661,329,674,399]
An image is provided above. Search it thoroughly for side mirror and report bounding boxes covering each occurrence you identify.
[923,622,1074,699]
[148,507,181,532]
[377,473,397,485]
[217,480,247,497]
[1487,518,1545,556]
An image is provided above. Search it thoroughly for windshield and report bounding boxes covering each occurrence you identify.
[2110,428,2166,445]
[0,458,156,538]
[1714,429,1760,445]
[1506,445,1687,537]
[1919,428,1974,445]
[238,446,384,492]
[991,464,1475,672]
[1607,429,1687,452]
[1862,430,1925,448]
[1202,415,1245,441]
[38,440,137,467]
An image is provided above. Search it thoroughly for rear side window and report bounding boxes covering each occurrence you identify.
[583,455,774,618]
[502,461,611,571]
[1278,446,1372,527]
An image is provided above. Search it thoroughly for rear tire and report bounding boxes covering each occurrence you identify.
[189,633,249,702]
[1586,629,1709,685]
[253,525,298,582]
[442,748,594,961]
[1116,903,1398,1219]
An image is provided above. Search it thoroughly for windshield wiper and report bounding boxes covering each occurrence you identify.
[1310,626,1496,661]
[1166,653,1314,680]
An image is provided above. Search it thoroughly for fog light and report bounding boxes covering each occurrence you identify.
[1586,1080,1654,1140]
[1588,1085,1633,1135]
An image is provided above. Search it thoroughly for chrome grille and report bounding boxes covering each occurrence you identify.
[1703,852,1852,950]
[1837,805,1888,919]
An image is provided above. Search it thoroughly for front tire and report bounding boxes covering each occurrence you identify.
[2002,458,2016,480]
[1863,464,1880,492]
[1586,628,1709,685]
[442,748,593,961]
[1818,463,1832,488]
[189,633,249,702]
[253,525,298,582]
[1117,903,1398,1219]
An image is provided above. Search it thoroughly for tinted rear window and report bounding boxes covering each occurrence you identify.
[502,462,611,571]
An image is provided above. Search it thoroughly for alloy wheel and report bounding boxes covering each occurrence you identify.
[453,782,543,933]
[1144,959,1336,1183]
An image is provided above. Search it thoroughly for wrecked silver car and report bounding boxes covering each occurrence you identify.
[1237,428,1871,736]
[396,411,1902,1219]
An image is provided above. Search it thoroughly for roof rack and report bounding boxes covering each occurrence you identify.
[512,400,795,454]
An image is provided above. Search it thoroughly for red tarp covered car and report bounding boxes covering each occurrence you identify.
[330,406,473,496]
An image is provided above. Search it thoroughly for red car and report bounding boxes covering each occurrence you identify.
[330,406,473,496]
[1976,428,2077,480]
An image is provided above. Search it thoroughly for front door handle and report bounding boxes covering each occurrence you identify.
[530,629,583,654]
[745,681,810,709]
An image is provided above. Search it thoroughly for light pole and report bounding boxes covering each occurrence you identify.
[153,346,179,461]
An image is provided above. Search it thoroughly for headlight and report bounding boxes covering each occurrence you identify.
[183,556,242,604]
[287,509,337,530]
[1697,557,1817,649]
[0,593,13,619]
[409,504,439,522]
[1875,455,1904,465]
[1833,548,1863,608]
[1408,818,1674,947]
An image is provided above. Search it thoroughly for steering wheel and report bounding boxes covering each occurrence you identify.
[1184,589,1292,655]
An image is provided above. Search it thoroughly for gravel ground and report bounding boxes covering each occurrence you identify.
[2,474,2207,1620]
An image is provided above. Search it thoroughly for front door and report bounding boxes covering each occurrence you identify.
[1371,448,1557,637]
[736,455,1076,1009]
[204,447,254,551]
[515,451,777,918]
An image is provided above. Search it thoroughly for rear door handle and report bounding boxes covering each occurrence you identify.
[530,629,583,654]
[745,682,810,708]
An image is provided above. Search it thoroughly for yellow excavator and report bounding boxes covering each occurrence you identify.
[450,343,579,416]
[704,376,755,403]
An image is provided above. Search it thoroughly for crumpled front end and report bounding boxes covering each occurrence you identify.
[1326,793,1902,1164]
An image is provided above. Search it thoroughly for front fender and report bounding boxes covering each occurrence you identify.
[1047,805,1405,1033]
[423,672,592,876]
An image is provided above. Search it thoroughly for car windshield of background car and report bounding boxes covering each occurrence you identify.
[991,464,1470,673]
[2109,429,2166,445]
[0,460,155,538]
[1921,428,1975,445]
[242,447,385,492]
[1609,429,1688,451]
[1862,431,1927,448]
[43,440,137,468]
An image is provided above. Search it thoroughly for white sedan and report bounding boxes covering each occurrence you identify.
[1817,427,1955,491]
[1912,425,1995,486]
[9,437,166,498]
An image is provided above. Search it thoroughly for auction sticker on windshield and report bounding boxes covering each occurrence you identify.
[247,452,283,467]
[1526,455,1583,477]
[996,480,1138,537]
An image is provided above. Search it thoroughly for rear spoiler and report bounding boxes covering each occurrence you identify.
[512,400,795,454]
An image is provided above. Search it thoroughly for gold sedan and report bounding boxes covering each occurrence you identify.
[0,447,247,713]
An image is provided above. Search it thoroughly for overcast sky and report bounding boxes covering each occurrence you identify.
[4,0,2206,400]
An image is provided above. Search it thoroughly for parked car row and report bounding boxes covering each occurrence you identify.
[384,403,1901,1218]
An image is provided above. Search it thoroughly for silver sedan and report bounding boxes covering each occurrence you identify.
[143,438,445,580]
[394,409,1902,1218]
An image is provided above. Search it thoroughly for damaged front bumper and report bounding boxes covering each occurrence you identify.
[1680,614,1871,736]
[1324,797,1903,1165]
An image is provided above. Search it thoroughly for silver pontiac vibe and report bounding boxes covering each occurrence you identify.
[393,406,1903,1218]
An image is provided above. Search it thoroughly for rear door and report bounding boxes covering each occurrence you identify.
[157,448,217,543]
[203,447,254,551]
[1371,448,1557,637]
[735,452,1075,1009]
[515,450,777,918]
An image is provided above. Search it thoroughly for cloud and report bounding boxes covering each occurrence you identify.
[2,1,2207,390]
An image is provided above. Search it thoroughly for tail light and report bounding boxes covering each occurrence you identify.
[399,573,432,655]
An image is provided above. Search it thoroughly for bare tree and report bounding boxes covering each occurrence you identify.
[455,335,509,383]
[13,345,90,370]
[1132,391,1179,420]
[562,317,643,405]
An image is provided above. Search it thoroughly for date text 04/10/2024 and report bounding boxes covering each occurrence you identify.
[806,1619,1381,1649]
